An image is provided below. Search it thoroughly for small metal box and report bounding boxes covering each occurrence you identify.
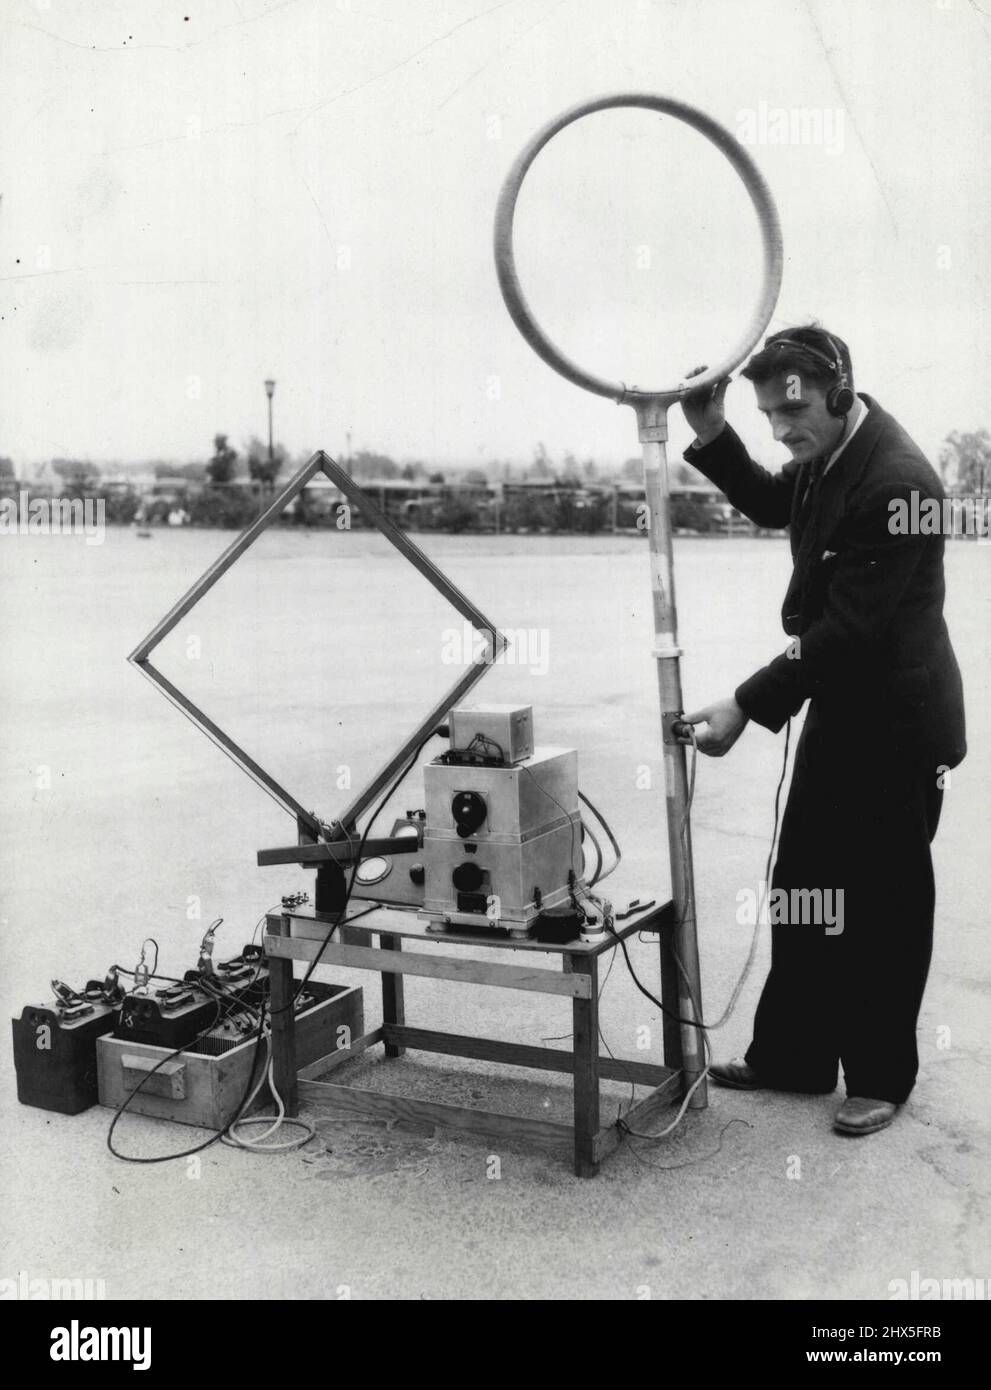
[449,704,534,765]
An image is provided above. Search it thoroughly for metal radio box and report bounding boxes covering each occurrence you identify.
[422,747,582,933]
[424,746,578,839]
[422,819,582,930]
[449,704,534,765]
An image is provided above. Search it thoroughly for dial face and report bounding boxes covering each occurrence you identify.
[355,856,392,885]
[393,823,419,839]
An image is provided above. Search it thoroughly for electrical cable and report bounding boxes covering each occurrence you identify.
[578,788,622,882]
[108,918,285,1162]
[609,717,794,1150]
[699,716,792,1029]
[675,727,699,939]
[691,717,789,1023]
[270,732,440,1017]
[519,758,581,891]
[222,1033,276,1140]
[610,717,792,1034]
[250,903,283,949]
[222,902,381,1152]
[594,946,639,1114]
[540,932,618,1046]
[617,1068,710,1143]
[582,817,604,886]
[622,1117,753,1172]
[238,735,442,1151]
[113,966,186,985]
[616,922,715,1144]
[222,1034,316,1152]
[609,927,698,1030]
[106,996,268,1164]
[429,705,790,1150]
[457,733,616,907]
[195,974,260,1033]
[517,759,619,935]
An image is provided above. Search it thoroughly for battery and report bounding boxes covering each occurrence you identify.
[115,982,218,1049]
[199,944,269,1007]
[12,998,120,1115]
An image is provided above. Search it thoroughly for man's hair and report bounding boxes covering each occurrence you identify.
[741,324,854,393]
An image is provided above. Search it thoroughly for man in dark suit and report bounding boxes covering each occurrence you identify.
[680,325,966,1135]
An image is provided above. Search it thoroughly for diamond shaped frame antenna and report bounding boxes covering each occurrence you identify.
[128,452,507,842]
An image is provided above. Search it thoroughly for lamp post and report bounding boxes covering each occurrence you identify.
[264,379,276,473]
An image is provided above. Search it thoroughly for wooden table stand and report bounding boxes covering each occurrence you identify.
[264,898,695,1178]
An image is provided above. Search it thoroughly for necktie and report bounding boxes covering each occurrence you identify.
[798,454,827,528]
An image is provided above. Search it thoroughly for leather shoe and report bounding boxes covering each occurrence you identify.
[834,1096,899,1135]
[709,1058,763,1090]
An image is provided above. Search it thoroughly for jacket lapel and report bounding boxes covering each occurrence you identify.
[796,395,885,570]
[780,396,889,632]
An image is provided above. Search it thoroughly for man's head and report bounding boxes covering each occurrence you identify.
[741,326,855,464]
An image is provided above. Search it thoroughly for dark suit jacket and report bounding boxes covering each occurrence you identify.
[684,394,966,769]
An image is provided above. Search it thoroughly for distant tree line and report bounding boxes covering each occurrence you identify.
[2,428,987,535]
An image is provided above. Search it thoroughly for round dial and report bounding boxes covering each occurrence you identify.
[355,856,391,885]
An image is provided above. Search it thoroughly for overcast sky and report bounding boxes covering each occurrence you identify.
[2,0,988,472]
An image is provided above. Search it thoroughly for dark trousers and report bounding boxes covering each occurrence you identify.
[744,705,943,1104]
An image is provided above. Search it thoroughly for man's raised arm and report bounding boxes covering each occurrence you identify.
[681,365,799,529]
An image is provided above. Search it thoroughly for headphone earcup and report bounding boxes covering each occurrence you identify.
[827,384,855,417]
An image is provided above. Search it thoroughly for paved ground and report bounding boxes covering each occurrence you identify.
[1,527,987,1300]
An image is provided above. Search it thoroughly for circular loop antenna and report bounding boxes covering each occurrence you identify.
[493,94,783,404]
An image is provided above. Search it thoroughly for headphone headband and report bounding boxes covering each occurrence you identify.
[760,330,853,418]
[765,332,843,375]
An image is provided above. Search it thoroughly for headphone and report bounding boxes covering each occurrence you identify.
[763,331,855,418]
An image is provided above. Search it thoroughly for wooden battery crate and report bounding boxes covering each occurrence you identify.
[97,981,362,1130]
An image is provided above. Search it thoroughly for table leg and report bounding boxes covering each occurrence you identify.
[571,954,600,1178]
[268,944,298,1116]
[659,920,684,1072]
[379,932,406,1058]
